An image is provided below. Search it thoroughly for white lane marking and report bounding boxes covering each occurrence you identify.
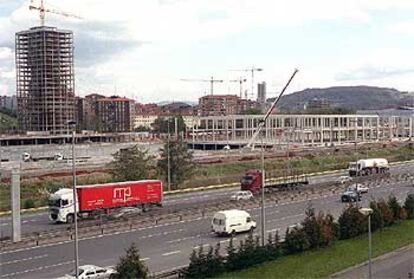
[162,250,181,256]
[140,257,150,261]
[0,254,48,266]
[0,260,74,278]
[167,235,196,243]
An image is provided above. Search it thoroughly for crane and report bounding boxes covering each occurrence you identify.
[247,68,299,149]
[229,77,247,99]
[230,67,263,100]
[29,0,82,26]
[180,76,224,95]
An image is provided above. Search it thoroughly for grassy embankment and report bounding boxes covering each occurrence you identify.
[219,220,414,279]
[0,145,412,211]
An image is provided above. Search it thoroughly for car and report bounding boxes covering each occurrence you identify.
[347,184,369,194]
[341,189,362,203]
[59,265,115,279]
[336,176,353,184]
[223,145,231,150]
[230,190,254,201]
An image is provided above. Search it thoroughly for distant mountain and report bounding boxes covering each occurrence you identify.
[157,101,197,107]
[270,86,413,111]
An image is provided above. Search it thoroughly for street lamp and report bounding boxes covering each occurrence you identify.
[67,120,79,278]
[167,118,171,192]
[359,207,373,279]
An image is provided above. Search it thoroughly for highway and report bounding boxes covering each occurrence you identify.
[1,162,413,238]
[0,164,413,278]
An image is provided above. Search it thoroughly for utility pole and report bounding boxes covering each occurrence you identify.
[167,118,171,192]
[246,69,299,246]
[67,120,79,279]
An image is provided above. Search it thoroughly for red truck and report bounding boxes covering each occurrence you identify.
[49,180,163,223]
[241,170,309,195]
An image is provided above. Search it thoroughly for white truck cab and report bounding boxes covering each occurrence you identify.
[49,188,77,223]
[212,209,256,236]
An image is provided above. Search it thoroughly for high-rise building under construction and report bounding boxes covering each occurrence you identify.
[15,26,75,134]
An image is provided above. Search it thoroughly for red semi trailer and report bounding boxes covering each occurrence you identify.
[49,180,163,223]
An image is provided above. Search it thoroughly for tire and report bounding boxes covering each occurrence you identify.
[249,226,255,233]
[66,214,74,224]
[231,230,236,237]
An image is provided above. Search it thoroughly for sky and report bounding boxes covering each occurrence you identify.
[0,0,413,103]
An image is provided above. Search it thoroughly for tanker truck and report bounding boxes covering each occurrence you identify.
[348,158,389,177]
[49,180,163,223]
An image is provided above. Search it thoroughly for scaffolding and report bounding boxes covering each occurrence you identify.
[16,26,75,135]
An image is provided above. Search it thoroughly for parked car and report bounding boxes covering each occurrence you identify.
[230,190,254,201]
[211,209,256,236]
[341,189,362,202]
[59,265,115,279]
[336,176,353,184]
[347,184,369,194]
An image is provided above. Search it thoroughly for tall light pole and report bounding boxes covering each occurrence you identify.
[260,134,265,246]
[167,118,171,192]
[67,120,79,278]
[246,69,299,246]
[359,207,373,279]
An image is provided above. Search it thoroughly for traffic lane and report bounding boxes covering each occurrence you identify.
[2,161,412,236]
[0,178,412,278]
[334,245,414,279]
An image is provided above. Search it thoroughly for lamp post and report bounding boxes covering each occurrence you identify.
[359,207,373,279]
[67,120,79,278]
[167,118,171,192]
[260,132,265,246]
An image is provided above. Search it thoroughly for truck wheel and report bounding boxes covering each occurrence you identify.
[66,214,74,223]
[231,230,236,237]
[249,226,255,233]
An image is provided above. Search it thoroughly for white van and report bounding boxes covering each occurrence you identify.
[211,209,256,236]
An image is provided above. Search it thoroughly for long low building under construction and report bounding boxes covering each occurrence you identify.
[189,113,414,148]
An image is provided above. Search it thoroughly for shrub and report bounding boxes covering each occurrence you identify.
[377,199,394,226]
[338,205,367,239]
[283,227,310,254]
[110,243,148,279]
[369,200,384,231]
[23,199,35,209]
[404,194,414,219]
[387,195,402,220]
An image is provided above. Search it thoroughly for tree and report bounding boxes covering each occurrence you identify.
[110,243,148,279]
[157,138,194,188]
[404,194,414,219]
[151,115,186,135]
[283,227,310,254]
[134,125,151,132]
[388,195,402,221]
[338,205,367,239]
[109,145,154,182]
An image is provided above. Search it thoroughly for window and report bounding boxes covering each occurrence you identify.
[62,199,69,206]
[246,217,251,223]
[96,269,106,274]
[85,271,95,276]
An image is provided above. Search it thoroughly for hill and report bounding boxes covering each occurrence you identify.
[272,86,412,111]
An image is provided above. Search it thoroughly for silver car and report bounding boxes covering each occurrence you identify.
[230,190,254,201]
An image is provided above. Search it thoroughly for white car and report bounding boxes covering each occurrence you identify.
[347,184,369,194]
[60,265,115,279]
[336,176,353,184]
[230,190,254,201]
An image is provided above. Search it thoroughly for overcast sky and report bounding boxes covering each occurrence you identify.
[0,0,413,103]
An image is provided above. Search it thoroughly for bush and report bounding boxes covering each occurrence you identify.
[404,194,414,219]
[369,200,384,231]
[23,199,35,209]
[283,227,310,254]
[110,243,148,279]
[377,199,394,227]
[338,205,367,239]
[388,196,402,221]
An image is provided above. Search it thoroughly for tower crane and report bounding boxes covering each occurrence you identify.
[180,76,224,95]
[229,77,247,99]
[29,0,82,26]
[230,67,263,100]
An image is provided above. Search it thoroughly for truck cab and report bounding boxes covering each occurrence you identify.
[240,170,262,195]
[49,188,77,223]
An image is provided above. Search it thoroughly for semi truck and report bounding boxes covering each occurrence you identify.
[348,158,389,177]
[240,170,309,195]
[49,180,163,223]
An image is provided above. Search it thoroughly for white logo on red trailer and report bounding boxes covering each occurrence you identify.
[113,187,131,202]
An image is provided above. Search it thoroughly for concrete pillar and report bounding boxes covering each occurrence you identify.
[11,169,21,242]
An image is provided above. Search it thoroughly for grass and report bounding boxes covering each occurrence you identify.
[219,220,414,279]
